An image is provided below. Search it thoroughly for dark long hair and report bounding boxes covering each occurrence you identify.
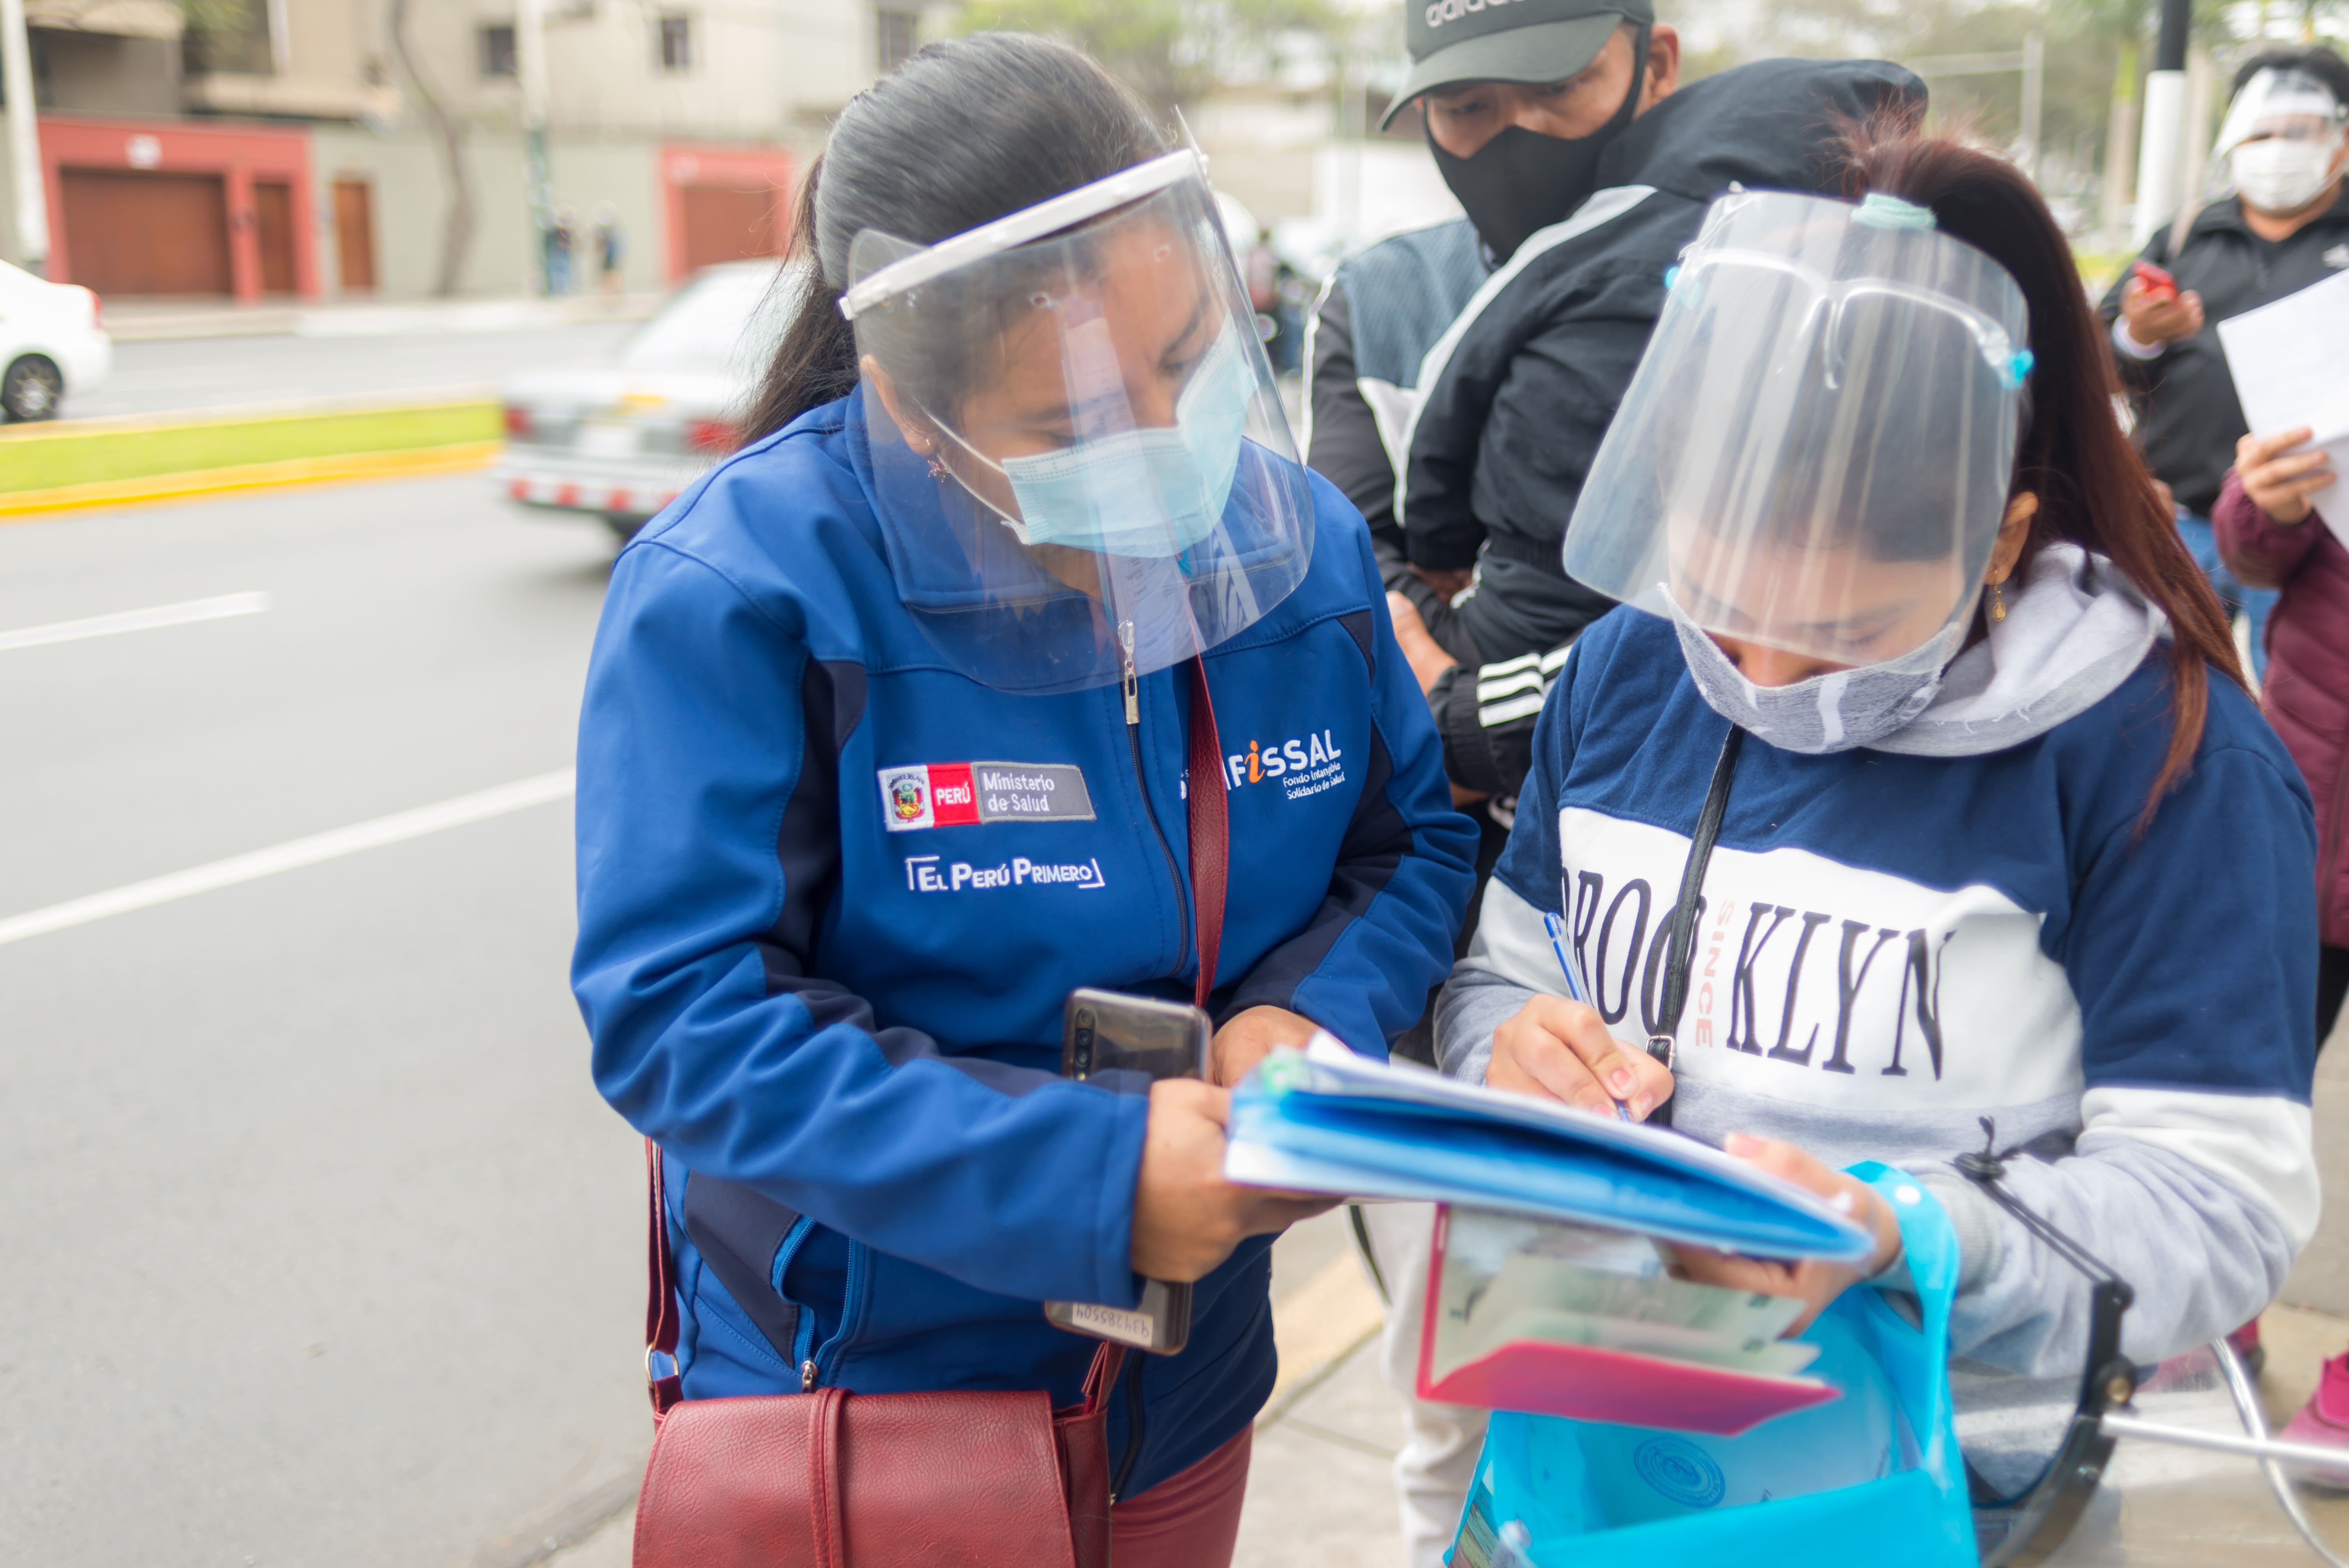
[1838,114,2245,826]
[740,34,1165,443]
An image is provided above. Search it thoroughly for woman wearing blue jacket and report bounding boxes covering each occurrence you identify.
[1439,121,2320,1512]
[569,33,1476,1560]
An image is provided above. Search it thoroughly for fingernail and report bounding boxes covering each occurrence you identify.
[1608,1068,1635,1094]
[1829,1190,1856,1213]
[1724,1132,1762,1155]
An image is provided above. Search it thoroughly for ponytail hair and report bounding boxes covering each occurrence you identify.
[741,33,1165,442]
[739,161,859,443]
[1837,112,2246,828]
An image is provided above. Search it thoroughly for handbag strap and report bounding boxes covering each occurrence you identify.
[1644,725,1742,1128]
[807,1386,849,1568]
[636,663,1225,1418]
[646,1137,683,1418]
[1184,656,1227,1012]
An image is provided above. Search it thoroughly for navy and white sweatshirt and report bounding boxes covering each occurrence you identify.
[1438,547,2319,1490]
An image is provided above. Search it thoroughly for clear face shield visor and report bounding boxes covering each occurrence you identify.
[840,152,1314,696]
[2215,66,2349,158]
[1562,190,2030,666]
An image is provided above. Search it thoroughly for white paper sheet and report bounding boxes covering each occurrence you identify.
[2215,269,2349,548]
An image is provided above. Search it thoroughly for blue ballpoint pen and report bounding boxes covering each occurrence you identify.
[1541,910,1633,1122]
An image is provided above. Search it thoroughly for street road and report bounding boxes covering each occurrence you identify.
[0,475,641,1567]
[59,321,640,422]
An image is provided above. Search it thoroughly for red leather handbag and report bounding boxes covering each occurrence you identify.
[630,659,1228,1568]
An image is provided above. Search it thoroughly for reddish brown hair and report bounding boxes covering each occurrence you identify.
[1838,113,2245,826]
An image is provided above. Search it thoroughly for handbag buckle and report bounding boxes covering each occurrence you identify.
[1644,1034,1675,1072]
[646,1345,680,1387]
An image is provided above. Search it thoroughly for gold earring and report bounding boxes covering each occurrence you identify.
[1989,580,2007,622]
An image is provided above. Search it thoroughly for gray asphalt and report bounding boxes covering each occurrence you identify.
[0,474,644,1566]
[56,322,640,422]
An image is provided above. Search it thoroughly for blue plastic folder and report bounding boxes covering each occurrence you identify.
[1225,1035,1874,1262]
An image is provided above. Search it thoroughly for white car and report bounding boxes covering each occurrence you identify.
[497,260,793,539]
[0,260,109,421]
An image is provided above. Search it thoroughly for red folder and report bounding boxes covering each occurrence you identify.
[1413,1205,1843,1438]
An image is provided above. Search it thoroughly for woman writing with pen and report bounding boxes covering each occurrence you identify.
[1437,119,2320,1503]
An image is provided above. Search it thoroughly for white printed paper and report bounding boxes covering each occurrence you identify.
[2216,269,2349,548]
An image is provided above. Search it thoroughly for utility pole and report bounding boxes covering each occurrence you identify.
[2019,30,2046,186]
[0,0,48,276]
[2134,0,2192,246]
[517,0,552,295]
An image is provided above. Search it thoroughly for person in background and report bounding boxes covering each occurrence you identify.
[1303,3,1918,1557]
[571,34,1475,1565]
[2098,45,2349,678]
[593,202,627,297]
[1444,119,2315,1518]
[545,205,578,296]
[2217,428,2349,1461]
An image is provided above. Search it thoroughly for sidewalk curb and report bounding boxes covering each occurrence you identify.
[1260,1249,1387,1427]
[0,441,502,520]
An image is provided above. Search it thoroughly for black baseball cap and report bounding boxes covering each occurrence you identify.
[1380,0,1654,130]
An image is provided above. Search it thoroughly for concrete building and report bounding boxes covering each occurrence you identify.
[0,0,933,300]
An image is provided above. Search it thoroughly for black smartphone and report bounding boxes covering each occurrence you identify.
[1044,988,1210,1354]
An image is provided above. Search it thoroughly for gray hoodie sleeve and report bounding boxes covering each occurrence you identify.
[1919,1123,2299,1377]
[1437,877,1577,1086]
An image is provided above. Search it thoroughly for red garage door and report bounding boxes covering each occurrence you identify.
[678,184,782,272]
[59,169,233,296]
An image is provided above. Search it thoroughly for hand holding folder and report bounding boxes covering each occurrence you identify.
[1224,1035,1876,1434]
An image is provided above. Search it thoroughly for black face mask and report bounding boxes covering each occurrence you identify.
[1426,26,1650,266]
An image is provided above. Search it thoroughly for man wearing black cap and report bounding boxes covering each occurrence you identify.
[1304,9,1920,1560]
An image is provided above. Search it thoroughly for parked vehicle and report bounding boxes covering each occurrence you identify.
[0,261,110,421]
[496,260,791,539]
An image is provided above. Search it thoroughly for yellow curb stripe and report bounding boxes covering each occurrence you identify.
[0,442,503,520]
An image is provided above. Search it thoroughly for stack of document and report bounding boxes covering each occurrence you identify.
[1226,1035,1873,1433]
[2218,267,2349,546]
[1421,1207,1838,1433]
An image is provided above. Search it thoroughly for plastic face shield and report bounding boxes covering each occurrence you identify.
[839,151,1314,696]
[2215,66,2348,158]
[1563,191,2030,665]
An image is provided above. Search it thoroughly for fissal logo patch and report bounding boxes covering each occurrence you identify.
[878,762,1095,832]
[1223,729,1346,802]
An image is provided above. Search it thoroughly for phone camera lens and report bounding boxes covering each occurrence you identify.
[1073,1026,1093,1074]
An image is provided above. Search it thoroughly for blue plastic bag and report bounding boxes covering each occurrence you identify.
[1450,1163,1975,1568]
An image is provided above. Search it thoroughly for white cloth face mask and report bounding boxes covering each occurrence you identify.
[2232,135,2344,213]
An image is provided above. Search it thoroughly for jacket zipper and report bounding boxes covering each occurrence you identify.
[1120,621,1191,974]
[795,1234,869,1392]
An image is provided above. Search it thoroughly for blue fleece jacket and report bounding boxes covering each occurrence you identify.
[572,393,1476,1496]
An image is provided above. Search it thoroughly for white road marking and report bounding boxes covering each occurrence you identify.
[0,769,576,949]
[0,592,270,655]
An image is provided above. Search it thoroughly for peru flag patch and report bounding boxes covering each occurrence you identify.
[876,762,1094,832]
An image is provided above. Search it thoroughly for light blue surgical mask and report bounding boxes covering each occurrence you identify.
[977,321,1254,558]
